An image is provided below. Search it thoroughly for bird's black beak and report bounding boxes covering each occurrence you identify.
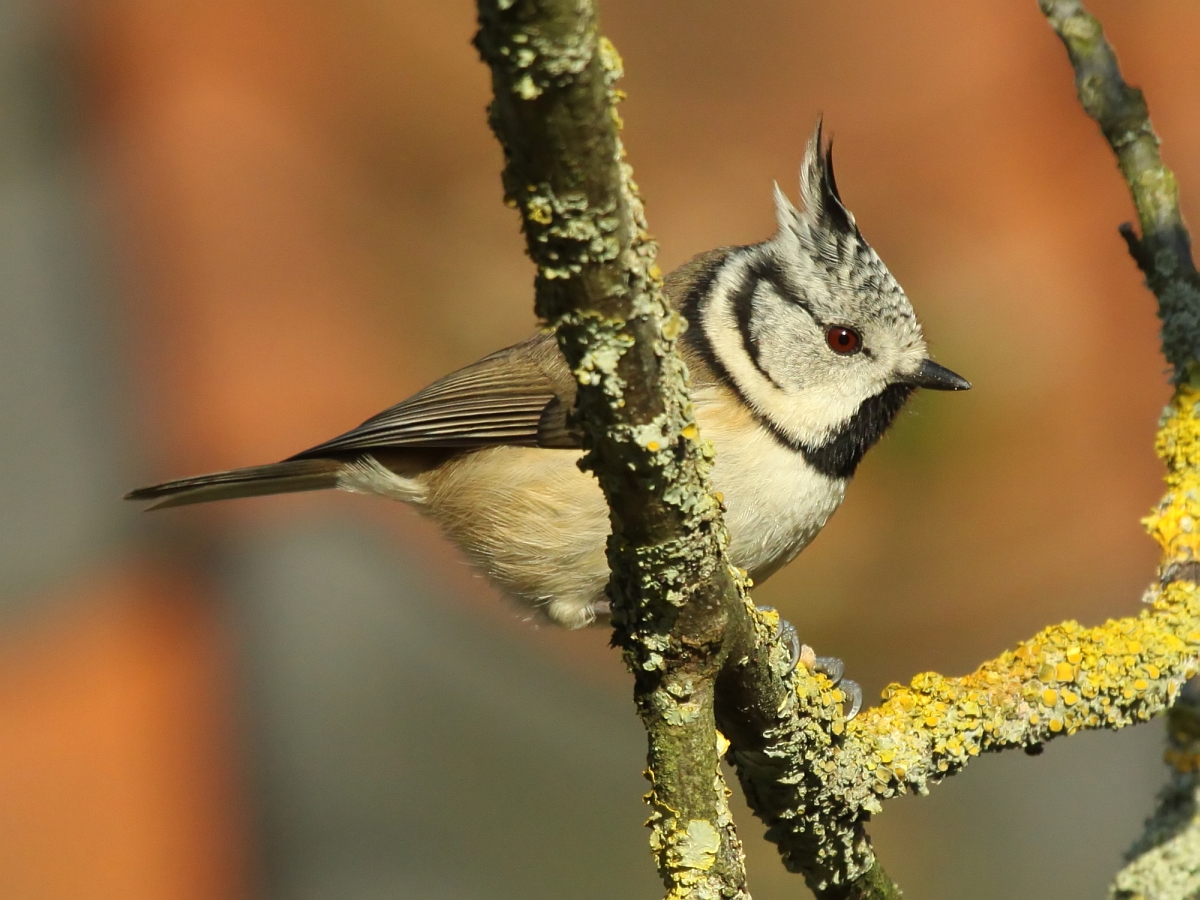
[899,359,971,392]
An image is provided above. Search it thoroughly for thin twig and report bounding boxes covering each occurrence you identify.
[1039,0,1200,380]
[1035,2,1200,894]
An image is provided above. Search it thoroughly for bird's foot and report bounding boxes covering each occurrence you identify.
[757,606,862,721]
[814,656,862,721]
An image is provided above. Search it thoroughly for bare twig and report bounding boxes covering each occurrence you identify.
[1039,0,1200,380]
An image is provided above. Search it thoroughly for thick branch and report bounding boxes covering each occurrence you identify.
[474,3,757,896]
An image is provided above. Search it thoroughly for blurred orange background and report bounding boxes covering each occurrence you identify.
[2,2,1198,897]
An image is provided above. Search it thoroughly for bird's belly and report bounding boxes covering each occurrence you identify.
[417,445,611,629]
[717,456,845,582]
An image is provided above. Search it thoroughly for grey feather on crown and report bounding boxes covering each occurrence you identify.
[772,121,871,265]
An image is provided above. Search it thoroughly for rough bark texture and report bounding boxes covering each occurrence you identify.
[475,2,750,896]
[473,1,1200,898]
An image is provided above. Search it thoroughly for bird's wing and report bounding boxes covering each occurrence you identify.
[291,250,736,460]
[290,332,582,457]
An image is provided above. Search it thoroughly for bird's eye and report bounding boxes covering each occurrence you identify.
[826,326,862,356]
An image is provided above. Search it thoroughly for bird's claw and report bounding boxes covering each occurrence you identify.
[836,679,863,721]
[778,616,802,674]
[756,606,802,673]
[757,606,861,721]
[814,655,844,684]
[814,655,862,721]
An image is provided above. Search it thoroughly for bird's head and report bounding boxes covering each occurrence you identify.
[691,122,969,477]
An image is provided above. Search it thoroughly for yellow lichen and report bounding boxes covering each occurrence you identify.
[1144,385,1200,561]
[675,820,721,870]
[834,572,1200,802]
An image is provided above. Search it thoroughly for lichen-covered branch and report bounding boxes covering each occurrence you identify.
[1034,2,1200,894]
[474,2,757,896]
[730,3,1200,895]
[1112,682,1200,899]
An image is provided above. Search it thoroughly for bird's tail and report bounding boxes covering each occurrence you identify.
[125,459,343,510]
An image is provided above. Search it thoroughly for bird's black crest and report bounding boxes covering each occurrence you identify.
[806,118,858,237]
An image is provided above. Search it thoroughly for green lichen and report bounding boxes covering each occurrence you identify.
[478,3,753,897]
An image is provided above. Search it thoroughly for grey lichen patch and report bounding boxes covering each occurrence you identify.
[661,696,704,727]
[561,311,633,389]
[612,534,724,620]
[1112,690,1200,899]
[1112,828,1200,900]
[482,2,596,100]
[519,186,623,278]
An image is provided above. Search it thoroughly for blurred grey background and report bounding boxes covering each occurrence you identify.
[0,2,1195,898]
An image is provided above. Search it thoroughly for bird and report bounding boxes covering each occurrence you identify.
[128,125,969,643]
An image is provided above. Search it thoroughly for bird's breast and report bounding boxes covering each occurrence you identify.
[696,387,848,581]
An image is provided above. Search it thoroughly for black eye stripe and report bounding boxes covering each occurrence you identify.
[730,267,785,390]
[755,265,822,324]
